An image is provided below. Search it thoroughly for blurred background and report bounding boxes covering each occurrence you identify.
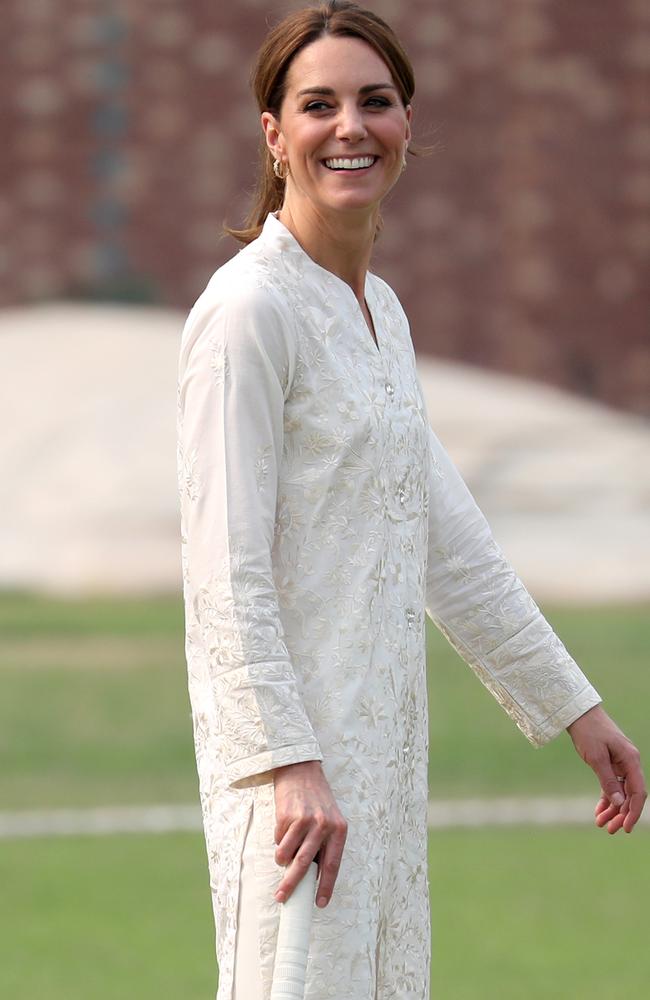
[1,1,649,997]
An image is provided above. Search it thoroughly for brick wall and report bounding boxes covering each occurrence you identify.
[3,0,649,414]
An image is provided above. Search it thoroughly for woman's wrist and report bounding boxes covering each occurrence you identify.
[273,759,323,780]
[566,703,606,735]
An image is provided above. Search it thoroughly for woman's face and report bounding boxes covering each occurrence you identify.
[262,34,412,219]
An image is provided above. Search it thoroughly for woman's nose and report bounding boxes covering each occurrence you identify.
[335,105,367,142]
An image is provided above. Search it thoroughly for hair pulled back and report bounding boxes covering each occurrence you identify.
[224,0,419,245]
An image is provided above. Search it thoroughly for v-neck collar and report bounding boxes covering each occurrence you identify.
[261,211,383,359]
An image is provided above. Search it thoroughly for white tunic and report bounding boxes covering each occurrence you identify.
[176,211,601,1000]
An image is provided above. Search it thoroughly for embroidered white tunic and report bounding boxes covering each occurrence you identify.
[176,211,601,1000]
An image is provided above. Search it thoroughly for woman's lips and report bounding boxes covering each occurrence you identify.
[322,155,380,172]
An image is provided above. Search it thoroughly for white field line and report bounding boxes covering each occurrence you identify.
[0,798,647,839]
[426,797,647,828]
[0,804,202,838]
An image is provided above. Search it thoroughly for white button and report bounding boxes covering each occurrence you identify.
[385,381,394,397]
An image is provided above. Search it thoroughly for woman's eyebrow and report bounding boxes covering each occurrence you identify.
[296,83,397,97]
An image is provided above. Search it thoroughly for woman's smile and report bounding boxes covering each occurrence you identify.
[321,155,380,172]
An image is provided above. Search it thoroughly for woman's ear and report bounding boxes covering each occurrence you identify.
[405,104,413,145]
[261,111,285,161]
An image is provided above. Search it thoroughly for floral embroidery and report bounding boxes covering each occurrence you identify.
[178,444,201,503]
[255,445,272,491]
[176,211,601,1000]
[209,338,229,386]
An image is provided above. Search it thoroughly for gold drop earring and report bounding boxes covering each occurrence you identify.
[273,158,289,180]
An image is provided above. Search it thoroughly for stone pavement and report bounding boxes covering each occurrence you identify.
[1,304,648,602]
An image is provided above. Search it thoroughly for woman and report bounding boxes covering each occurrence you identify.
[176,3,646,998]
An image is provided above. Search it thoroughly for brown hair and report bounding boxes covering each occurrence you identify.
[224,0,426,245]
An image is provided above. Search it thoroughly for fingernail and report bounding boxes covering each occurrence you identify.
[275,891,286,903]
[317,896,327,907]
[612,793,624,808]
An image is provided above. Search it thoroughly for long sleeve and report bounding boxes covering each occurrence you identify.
[177,279,323,789]
[423,422,602,746]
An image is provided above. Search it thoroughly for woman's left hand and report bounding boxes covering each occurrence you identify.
[566,704,647,834]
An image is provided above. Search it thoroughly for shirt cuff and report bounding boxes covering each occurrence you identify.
[530,686,603,747]
[227,741,324,789]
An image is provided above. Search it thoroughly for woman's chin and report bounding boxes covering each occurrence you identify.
[317,189,386,215]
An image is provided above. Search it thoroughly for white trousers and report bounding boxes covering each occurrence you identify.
[233,801,265,999]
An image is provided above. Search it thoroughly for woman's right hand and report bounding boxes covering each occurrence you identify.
[272,759,347,908]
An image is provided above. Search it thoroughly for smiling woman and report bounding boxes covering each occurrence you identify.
[259,33,411,276]
[224,3,423,249]
[177,3,645,1000]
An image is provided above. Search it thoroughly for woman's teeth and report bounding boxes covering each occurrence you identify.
[324,156,376,170]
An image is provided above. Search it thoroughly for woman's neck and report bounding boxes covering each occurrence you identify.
[277,198,377,304]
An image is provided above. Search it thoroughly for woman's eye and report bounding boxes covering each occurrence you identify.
[303,97,392,112]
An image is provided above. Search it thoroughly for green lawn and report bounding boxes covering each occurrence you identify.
[1,592,647,808]
[428,826,650,999]
[0,833,216,999]
[0,593,648,998]
[427,603,650,799]
[0,593,193,808]
[0,827,647,999]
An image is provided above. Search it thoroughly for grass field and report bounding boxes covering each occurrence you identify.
[1,592,648,807]
[1,592,648,997]
[1,829,648,998]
